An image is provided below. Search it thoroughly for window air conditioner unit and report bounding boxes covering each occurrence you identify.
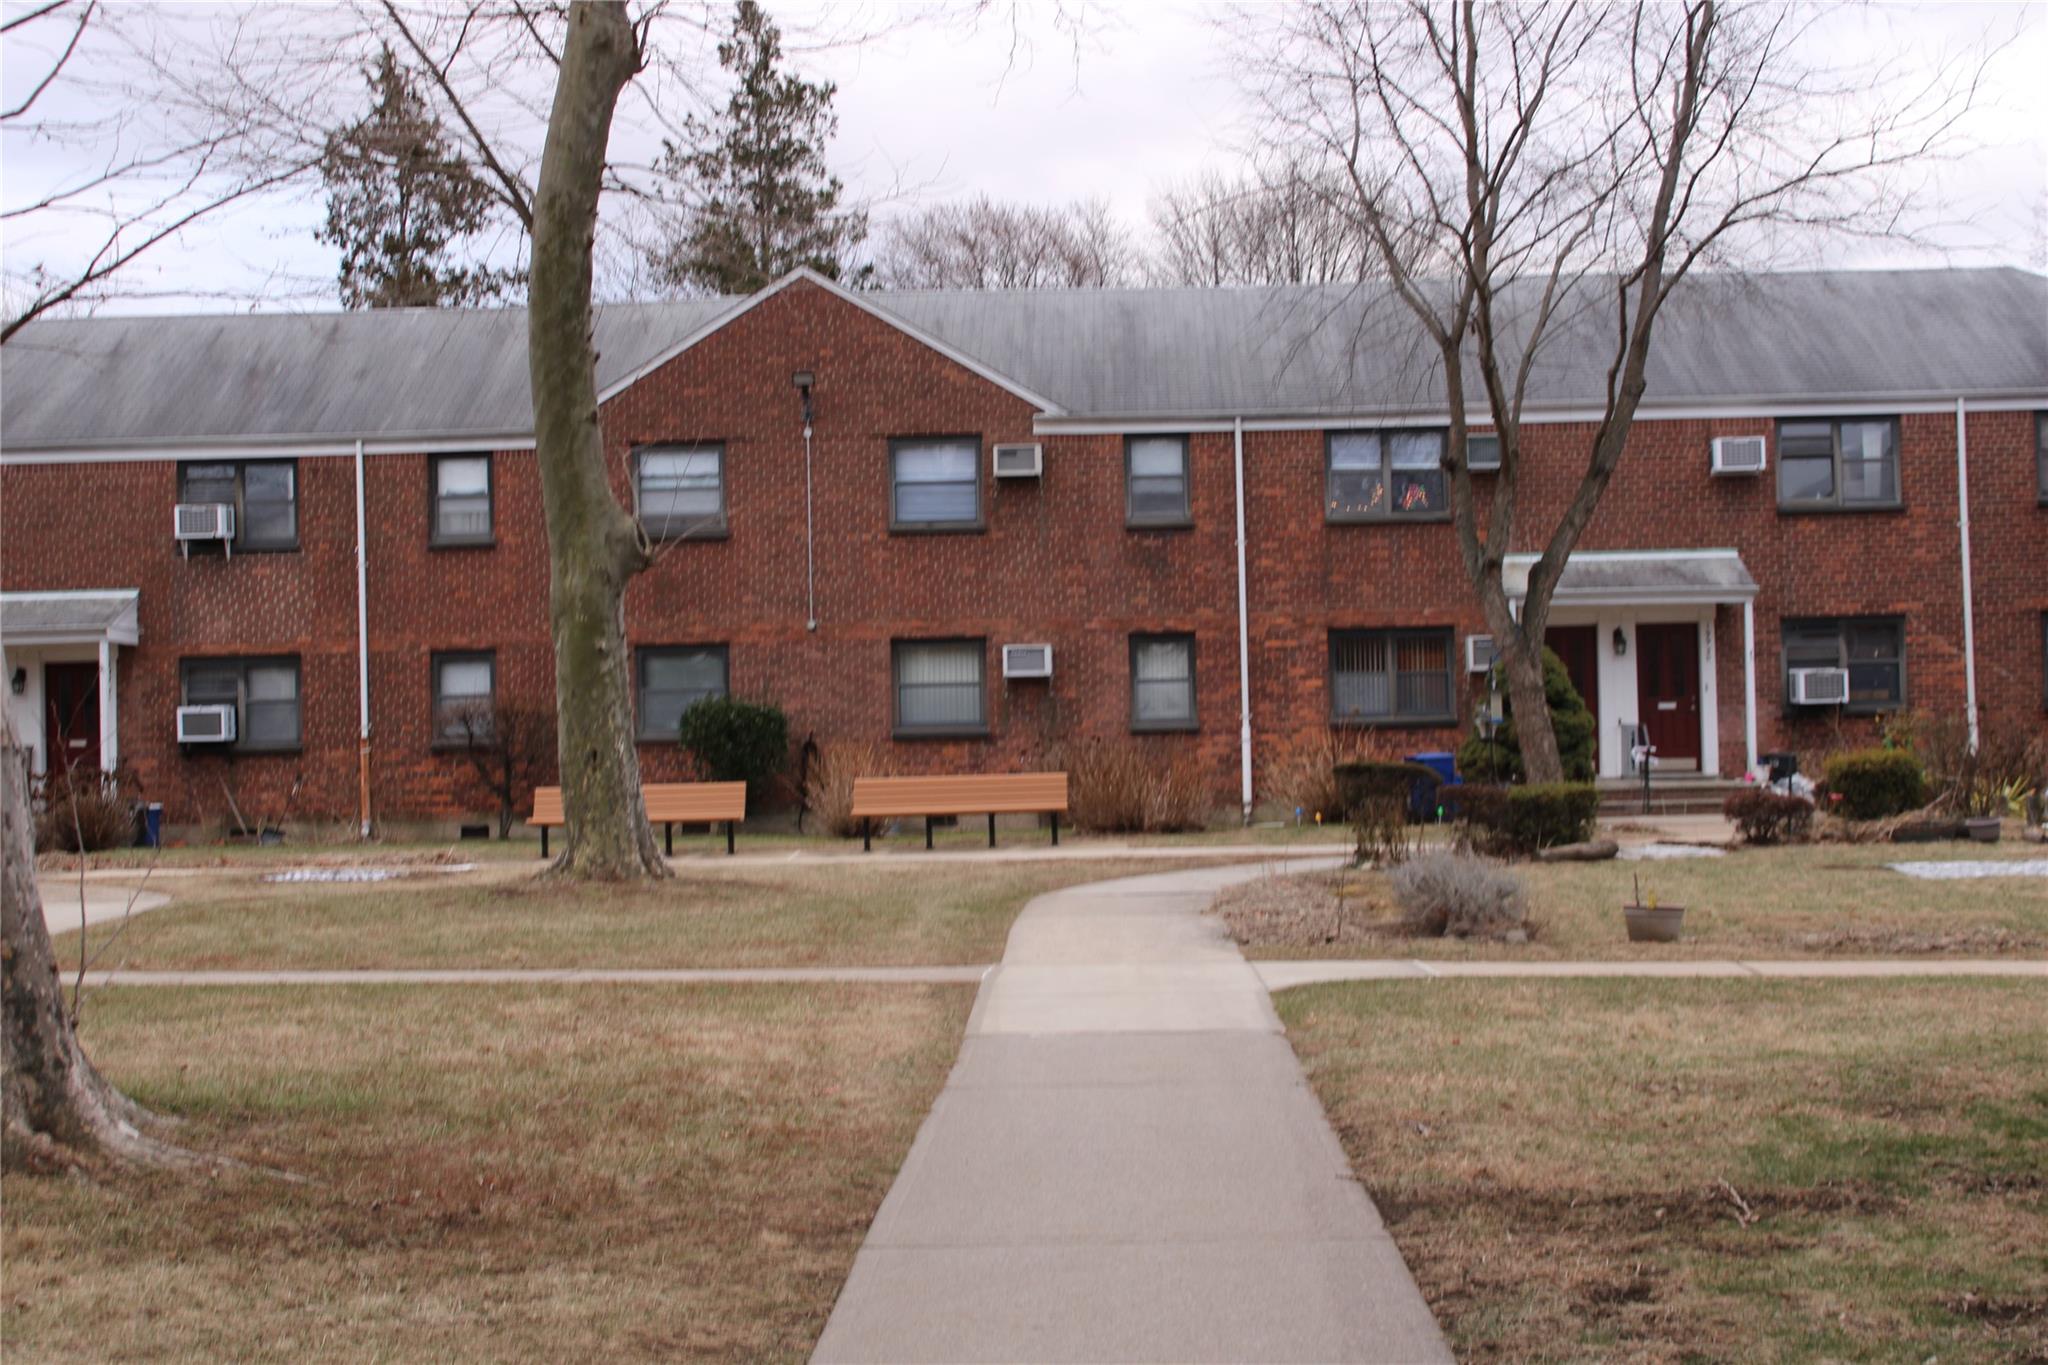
[992,443,1043,479]
[176,704,237,743]
[1467,434,1502,472]
[175,503,235,557]
[1001,643,1053,678]
[1466,634,1499,673]
[1787,667,1849,706]
[1710,435,1767,476]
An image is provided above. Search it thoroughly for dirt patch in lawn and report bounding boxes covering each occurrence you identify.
[1791,924,2046,955]
[1210,870,1407,948]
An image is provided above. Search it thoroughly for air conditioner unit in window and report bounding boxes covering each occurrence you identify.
[992,442,1043,479]
[174,503,235,557]
[1466,634,1499,673]
[1787,667,1850,706]
[1710,436,1767,476]
[1001,643,1053,678]
[1467,435,1502,472]
[176,704,237,743]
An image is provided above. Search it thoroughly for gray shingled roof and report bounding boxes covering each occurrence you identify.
[0,590,142,643]
[2,268,2041,451]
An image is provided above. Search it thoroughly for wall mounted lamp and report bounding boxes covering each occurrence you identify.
[1612,627,1628,658]
[9,667,25,696]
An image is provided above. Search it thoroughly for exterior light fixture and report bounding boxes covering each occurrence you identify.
[792,370,815,426]
[9,667,25,695]
[1612,627,1628,658]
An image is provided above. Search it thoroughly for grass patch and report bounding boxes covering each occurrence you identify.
[1,982,970,1362]
[1278,977,2048,1362]
[55,858,1260,973]
[1221,841,2048,959]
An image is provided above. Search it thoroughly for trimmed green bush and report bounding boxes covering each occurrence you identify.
[1723,788,1814,845]
[1452,781,1598,855]
[676,697,790,801]
[1455,646,1595,783]
[1823,747,1928,821]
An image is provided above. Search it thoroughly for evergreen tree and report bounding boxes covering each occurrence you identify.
[652,0,866,294]
[318,47,521,309]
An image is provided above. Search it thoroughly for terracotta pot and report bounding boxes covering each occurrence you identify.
[1623,904,1685,943]
[1963,816,2001,844]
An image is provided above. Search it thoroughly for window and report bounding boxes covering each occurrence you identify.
[1782,617,1905,711]
[890,437,981,530]
[177,459,298,551]
[1776,418,1900,510]
[1130,633,1197,731]
[1327,430,1446,520]
[892,640,986,735]
[1329,629,1454,723]
[1125,436,1191,527]
[431,454,493,545]
[635,445,726,540]
[179,657,301,751]
[636,645,728,741]
[432,651,495,746]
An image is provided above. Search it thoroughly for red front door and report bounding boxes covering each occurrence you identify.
[44,662,101,775]
[1545,626,1602,767]
[1634,623,1700,767]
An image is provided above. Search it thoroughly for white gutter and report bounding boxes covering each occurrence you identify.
[802,418,818,632]
[354,439,373,837]
[1232,417,1253,825]
[1955,398,1980,751]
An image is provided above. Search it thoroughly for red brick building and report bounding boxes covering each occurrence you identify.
[3,267,2044,834]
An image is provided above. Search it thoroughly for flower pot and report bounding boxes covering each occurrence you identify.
[1963,816,2001,844]
[1623,904,1685,943]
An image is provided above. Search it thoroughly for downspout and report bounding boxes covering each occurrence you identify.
[1233,416,1253,825]
[354,438,373,838]
[803,419,818,631]
[1955,397,1979,751]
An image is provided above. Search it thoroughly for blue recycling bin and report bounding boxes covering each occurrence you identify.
[1404,751,1460,821]
[143,802,164,848]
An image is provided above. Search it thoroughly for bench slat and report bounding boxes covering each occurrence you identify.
[849,773,1068,819]
[528,782,744,827]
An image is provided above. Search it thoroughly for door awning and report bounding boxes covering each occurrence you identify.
[0,590,141,646]
[1503,550,1758,608]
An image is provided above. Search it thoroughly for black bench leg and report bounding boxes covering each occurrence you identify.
[1050,812,1059,846]
[988,813,996,848]
[540,827,548,859]
[726,820,735,856]
[862,817,871,853]
[926,818,934,851]
[665,823,674,857]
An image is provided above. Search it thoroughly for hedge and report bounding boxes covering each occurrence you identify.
[1823,748,1928,821]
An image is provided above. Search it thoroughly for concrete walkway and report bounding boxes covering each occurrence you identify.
[38,881,171,937]
[811,862,1451,1364]
[77,966,987,987]
[1257,958,2048,988]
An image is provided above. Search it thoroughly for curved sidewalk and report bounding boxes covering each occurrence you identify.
[810,861,1452,1365]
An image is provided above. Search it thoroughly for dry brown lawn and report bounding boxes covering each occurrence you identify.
[1278,977,2048,1363]
[1219,841,2048,959]
[1,981,970,1362]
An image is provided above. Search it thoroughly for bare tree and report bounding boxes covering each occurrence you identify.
[1238,0,1989,781]
[443,700,555,838]
[872,194,1139,289]
[1150,161,1369,286]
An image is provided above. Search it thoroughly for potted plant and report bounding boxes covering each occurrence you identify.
[1622,873,1685,943]
[1960,773,2003,844]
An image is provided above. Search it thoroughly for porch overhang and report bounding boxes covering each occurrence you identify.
[0,589,141,647]
[1503,549,1758,609]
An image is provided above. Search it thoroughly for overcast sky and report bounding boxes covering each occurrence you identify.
[2,0,2042,317]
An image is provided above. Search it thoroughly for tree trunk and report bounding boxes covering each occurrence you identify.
[1499,633,1564,784]
[527,1,666,881]
[2,724,192,1171]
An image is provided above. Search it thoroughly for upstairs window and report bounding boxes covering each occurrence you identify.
[1125,436,1192,527]
[1330,628,1454,723]
[890,437,981,531]
[180,657,301,751]
[636,645,728,741]
[1130,633,1197,731]
[636,445,726,540]
[893,639,986,736]
[431,454,493,546]
[1777,418,1900,510]
[1782,617,1905,711]
[432,651,496,747]
[1327,431,1446,521]
[178,459,298,551]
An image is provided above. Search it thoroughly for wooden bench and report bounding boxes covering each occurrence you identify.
[848,773,1068,852]
[528,781,746,857]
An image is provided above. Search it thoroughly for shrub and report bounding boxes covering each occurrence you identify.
[1260,729,1400,823]
[1388,852,1529,939]
[1723,788,1814,845]
[1455,646,1595,783]
[34,766,138,853]
[803,741,885,838]
[677,697,790,801]
[1066,740,1211,833]
[1332,761,1441,819]
[1458,781,1597,855]
[1823,747,1928,821]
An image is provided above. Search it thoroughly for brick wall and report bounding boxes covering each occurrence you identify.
[3,278,2041,827]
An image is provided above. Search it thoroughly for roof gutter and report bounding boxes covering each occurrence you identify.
[1232,416,1253,825]
[354,438,373,839]
[1956,398,1980,752]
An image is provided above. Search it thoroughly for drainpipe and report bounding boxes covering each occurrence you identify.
[1233,417,1253,825]
[354,438,372,838]
[1955,398,1979,752]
